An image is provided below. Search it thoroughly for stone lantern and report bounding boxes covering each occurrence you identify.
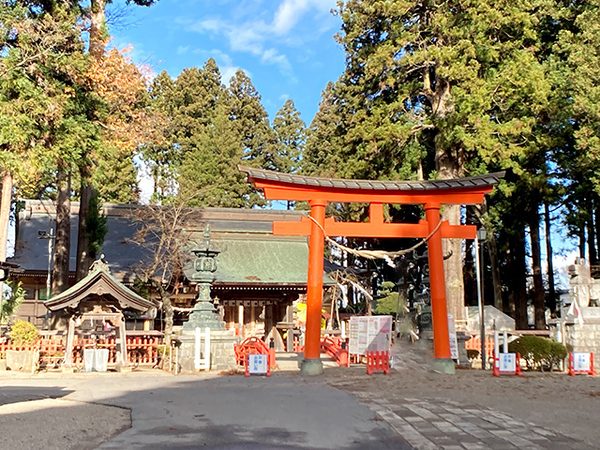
[183,225,224,330]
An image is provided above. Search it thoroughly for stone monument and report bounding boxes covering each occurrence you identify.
[550,258,600,356]
[177,225,237,372]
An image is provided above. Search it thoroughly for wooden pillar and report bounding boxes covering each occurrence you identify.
[238,304,244,337]
[116,314,128,367]
[302,199,326,375]
[286,303,294,353]
[265,303,273,340]
[64,315,75,367]
[425,203,452,362]
[250,303,256,334]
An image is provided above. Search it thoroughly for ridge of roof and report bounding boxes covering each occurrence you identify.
[239,166,505,191]
[44,266,155,312]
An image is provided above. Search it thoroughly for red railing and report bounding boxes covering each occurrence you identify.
[0,335,164,368]
[465,336,495,359]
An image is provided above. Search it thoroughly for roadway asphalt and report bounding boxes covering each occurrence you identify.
[0,370,411,450]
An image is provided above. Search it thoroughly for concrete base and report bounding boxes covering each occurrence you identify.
[432,358,456,374]
[61,365,76,373]
[178,329,238,373]
[300,358,323,376]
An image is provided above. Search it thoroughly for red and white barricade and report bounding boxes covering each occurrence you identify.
[493,352,522,377]
[568,352,596,376]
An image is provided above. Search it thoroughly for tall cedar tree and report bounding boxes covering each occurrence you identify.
[306,0,556,323]
[0,3,104,294]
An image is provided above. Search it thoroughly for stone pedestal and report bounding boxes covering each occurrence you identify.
[456,331,472,368]
[178,329,238,373]
[421,330,455,374]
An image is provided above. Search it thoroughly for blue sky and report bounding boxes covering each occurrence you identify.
[105,0,580,273]
[108,0,345,124]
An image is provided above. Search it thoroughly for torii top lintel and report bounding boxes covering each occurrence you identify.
[240,166,504,240]
[239,166,504,206]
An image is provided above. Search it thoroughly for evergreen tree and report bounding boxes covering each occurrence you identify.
[307,0,557,323]
[228,69,275,168]
[272,99,306,174]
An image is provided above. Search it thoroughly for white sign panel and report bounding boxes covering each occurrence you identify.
[498,353,517,372]
[573,352,592,372]
[247,354,269,375]
[348,316,392,355]
[448,315,459,360]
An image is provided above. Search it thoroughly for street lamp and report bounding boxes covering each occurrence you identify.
[38,229,55,323]
[475,227,487,369]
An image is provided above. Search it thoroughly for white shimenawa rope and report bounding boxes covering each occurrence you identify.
[307,215,443,263]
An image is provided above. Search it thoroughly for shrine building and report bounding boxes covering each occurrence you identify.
[9,199,334,341]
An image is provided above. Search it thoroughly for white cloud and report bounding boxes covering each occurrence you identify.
[221,66,253,86]
[177,46,189,55]
[184,1,338,78]
[272,0,310,35]
[273,0,338,35]
[261,48,292,73]
[192,48,235,68]
[227,24,269,54]
[191,18,226,34]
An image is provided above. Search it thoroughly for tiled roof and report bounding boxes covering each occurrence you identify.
[10,200,332,287]
[239,166,505,191]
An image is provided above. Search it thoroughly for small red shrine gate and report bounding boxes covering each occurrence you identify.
[240,166,503,375]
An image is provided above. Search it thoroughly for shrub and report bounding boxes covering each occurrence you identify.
[547,340,568,371]
[467,349,479,360]
[9,320,40,346]
[508,335,566,371]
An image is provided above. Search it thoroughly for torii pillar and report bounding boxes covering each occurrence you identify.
[240,166,503,375]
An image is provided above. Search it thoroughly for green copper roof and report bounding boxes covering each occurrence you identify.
[184,237,333,286]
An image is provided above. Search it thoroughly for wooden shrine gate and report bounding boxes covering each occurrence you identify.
[240,166,503,375]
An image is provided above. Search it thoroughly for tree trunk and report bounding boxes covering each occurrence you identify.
[426,69,466,322]
[160,287,173,346]
[487,232,504,311]
[596,203,600,268]
[76,178,93,281]
[588,214,597,265]
[442,204,465,321]
[579,226,586,260]
[506,230,528,329]
[0,173,13,262]
[78,0,106,276]
[52,169,71,295]
[529,210,546,329]
[89,0,106,60]
[544,202,556,314]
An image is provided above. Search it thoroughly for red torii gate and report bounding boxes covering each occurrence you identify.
[240,166,504,375]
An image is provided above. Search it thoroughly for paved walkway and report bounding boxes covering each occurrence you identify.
[353,388,594,450]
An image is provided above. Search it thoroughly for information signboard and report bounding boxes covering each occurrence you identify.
[573,352,591,372]
[448,315,459,360]
[497,353,517,373]
[247,354,269,375]
[348,315,392,356]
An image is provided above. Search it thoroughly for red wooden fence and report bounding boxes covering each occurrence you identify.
[0,335,164,368]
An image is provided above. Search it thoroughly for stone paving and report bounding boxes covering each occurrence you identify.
[353,393,595,450]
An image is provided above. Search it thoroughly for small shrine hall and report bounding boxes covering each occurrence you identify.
[240,166,504,375]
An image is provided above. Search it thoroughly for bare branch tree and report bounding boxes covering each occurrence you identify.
[130,197,201,346]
